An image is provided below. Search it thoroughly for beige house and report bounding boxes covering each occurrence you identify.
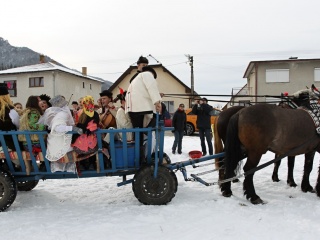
[227,58,320,108]
[109,64,196,114]
[0,62,104,107]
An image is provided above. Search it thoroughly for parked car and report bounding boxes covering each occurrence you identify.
[184,107,221,135]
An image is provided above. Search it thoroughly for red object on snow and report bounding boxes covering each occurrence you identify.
[188,150,202,159]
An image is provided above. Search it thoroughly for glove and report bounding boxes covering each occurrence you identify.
[72,126,83,135]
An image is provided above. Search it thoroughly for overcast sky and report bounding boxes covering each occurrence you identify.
[2,0,320,105]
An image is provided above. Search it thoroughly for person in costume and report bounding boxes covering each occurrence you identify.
[0,83,20,150]
[71,95,99,156]
[39,94,52,113]
[18,96,46,152]
[39,95,82,172]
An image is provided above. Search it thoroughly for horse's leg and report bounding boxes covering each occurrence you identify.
[287,156,297,187]
[243,152,263,204]
[213,117,225,181]
[301,151,315,193]
[272,154,281,182]
[316,165,320,197]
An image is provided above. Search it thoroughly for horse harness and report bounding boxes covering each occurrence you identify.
[299,99,320,135]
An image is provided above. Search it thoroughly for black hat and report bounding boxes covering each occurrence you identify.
[0,83,9,96]
[99,90,113,98]
[137,56,149,65]
[39,94,52,107]
[142,66,157,79]
[202,97,208,102]
[71,101,78,105]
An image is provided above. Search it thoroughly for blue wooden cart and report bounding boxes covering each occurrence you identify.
[0,119,224,211]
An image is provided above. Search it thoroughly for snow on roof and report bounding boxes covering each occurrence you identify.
[0,62,104,82]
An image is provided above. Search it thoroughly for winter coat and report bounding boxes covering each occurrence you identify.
[172,109,186,132]
[192,103,213,129]
[0,106,19,150]
[18,108,45,144]
[125,71,162,114]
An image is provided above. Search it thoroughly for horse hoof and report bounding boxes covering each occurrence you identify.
[287,181,297,188]
[251,198,264,205]
[222,190,232,198]
[302,186,314,193]
[272,175,280,182]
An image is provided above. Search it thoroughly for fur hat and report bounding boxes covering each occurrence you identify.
[137,56,149,65]
[99,90,113,98]
[39,94,52,107]
[0,83,9,96]
[142,66,157,79]
[49,95,68,108]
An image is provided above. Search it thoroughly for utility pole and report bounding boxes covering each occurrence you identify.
[186,55,194,108]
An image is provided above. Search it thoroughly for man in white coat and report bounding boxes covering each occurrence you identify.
[125,66,162,129]
[125,66,162,159]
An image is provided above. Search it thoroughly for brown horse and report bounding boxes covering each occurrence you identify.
[213,106,245,180]
[221,104,320,204]
[214,104,316,192]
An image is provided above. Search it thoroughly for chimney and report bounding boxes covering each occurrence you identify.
[39,54,45,63]
[82,67,87,75]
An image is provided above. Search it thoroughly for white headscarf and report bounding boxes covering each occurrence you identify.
[38,105,74,130]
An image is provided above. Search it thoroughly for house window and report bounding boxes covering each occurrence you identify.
[90,83,92,90]
[266,69,289,83]
[314,68,320,82]
[4,80,17,97]
[83,82,85,88]
[29,77,44,87]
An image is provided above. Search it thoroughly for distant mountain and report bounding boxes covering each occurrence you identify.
[0,37,55,70]
[0,37,113,89]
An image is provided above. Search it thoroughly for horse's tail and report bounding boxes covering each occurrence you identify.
[224,113,242,178]
[213,116,224,169]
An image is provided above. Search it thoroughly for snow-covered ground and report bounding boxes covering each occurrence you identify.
[2,135,320,240]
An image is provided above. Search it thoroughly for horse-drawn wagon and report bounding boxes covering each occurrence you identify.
[0,118,224,212]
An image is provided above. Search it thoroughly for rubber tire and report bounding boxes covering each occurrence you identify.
[185,122,195,136]
[132,165,178,205]
[0,169,17,212]
[17,180,39,191]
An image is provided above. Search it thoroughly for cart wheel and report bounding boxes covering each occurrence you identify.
[132,165,178,205]
[0,169,17,212]
[17,180,39,191]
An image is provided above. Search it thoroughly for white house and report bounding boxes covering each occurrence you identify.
[0,62,105,107]
[225,58,320,108]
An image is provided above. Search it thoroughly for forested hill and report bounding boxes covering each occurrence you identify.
[0,37,56,70]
